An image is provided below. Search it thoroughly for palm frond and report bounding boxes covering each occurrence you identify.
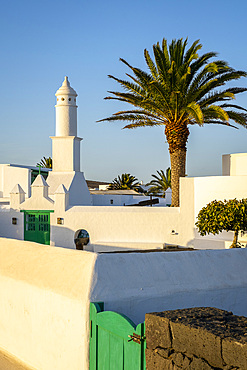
[107,75,145,97]
[203,120,238,128]
[186,102,204,124]
[227,111,247,127]
[108,173,140,191]
[203,105,229,122]
[219,104,247,112]
[144,49,158,80]
[146,168,171,197]
[36,156,52,169]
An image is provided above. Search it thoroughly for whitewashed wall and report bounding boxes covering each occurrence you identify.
[222,153,247,176]
[0,238,97,370]
[0,165,30,198]
[1,167,247,250]
[0,237,246,369]
[50,175,247,249]
[0,209,24,240]
[92,193,171,207]
[90,248,247,323]
[51,206,183,249]
[91,193,142,206]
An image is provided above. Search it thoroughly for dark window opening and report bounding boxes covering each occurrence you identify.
[31,169,49,184]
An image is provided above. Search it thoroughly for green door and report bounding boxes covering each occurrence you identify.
[23,211,53,245]
[90,302,146,370]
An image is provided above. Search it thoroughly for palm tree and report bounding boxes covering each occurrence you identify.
[108,173,140,191]
[36,156,52,169]
[98,38,247,206]
[147,168,171,198]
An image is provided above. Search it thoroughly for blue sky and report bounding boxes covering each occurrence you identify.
[0,0,247,182]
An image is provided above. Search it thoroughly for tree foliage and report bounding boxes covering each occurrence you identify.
[37,157,52,169]
[108,173,140,191]
[146,168,171,197]
[98,37,247,207]
[196,198,247,248]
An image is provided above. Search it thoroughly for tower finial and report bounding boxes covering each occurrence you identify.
[62,76,70,87]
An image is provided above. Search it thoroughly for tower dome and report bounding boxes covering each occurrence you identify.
[55,76,77,98]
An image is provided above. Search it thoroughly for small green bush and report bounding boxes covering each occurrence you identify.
[196,198,247,248]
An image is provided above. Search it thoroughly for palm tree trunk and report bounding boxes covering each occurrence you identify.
[170,149,186,207]
[165,122,189,207]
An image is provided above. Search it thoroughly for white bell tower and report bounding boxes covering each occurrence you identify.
[55,76,77,136]
[47,77,92,206]
[51,76,81,172]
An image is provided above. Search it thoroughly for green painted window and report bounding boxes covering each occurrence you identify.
[22,210,53,245]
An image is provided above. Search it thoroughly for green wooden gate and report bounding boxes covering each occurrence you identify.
[90,302,146,370]
[22,210,53,245]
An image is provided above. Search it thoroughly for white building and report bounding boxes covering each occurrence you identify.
[0,77,247,250]
[0,78,246,370]
[0,164,50,200]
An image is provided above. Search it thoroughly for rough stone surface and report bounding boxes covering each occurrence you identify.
[183,356,192,369]
[190,356,213,370]
[170,352,184,367]
[222,338,247,369]
[154,348,171,358]
[170,319,222,368]
[145,313,171,350]
[145,307,247,370]
[145,349,175,370]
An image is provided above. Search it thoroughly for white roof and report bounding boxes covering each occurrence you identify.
[10,184,26,194]
[31,175,49,187]
[0,164,51,171]
[90,189,142,195]
[54,184,68,194]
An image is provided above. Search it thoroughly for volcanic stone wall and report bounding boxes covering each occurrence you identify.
[145,307,247,369]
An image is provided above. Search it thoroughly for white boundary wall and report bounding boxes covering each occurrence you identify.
[0,237,246,369]
[0,238,97,370]
[2,172,247,251]
[50,175,247,249]
[91,248,247,323]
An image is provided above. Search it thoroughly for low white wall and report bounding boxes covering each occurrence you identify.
[92,194,136,206]
[92,194,152,206]
[90,248,247,323]
[0,238,246,369]
[0,238,97,370]
[51,206,183,249]
[86,241,166,252]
